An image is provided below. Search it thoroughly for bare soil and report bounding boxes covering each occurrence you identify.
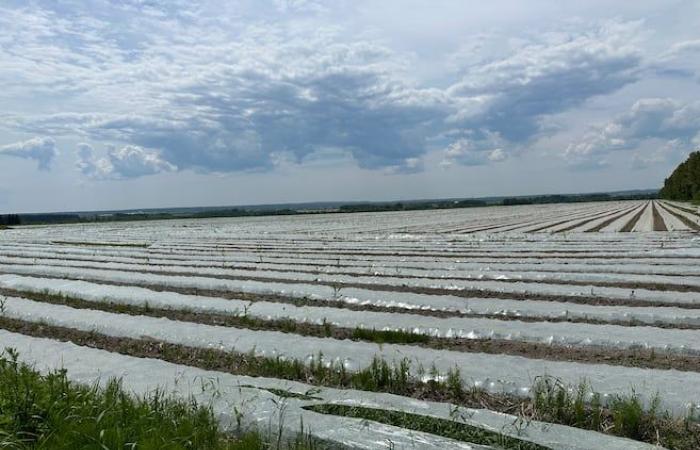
[586,204,643,232]
[658,203,700,231]
[651,202,668,232]
[3,264,700,311]
[620,201,649,232]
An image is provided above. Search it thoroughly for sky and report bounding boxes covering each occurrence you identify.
[1,0,700,213]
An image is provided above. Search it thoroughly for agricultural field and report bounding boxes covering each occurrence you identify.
[1,199,700,449]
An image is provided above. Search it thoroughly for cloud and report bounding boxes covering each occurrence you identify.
[0,0,449,174]
[448,21,643,141]
[17,17,641,175]
[661,39,700,59]
[0,137,57,170]
[441,131,509,167]
[272,0,330,14]
[0,2,693,179]
[631,139,686,170]
[76,143,176,179]
[651,39,700,80]
[108,145,177,177]
[11,30,449,174]
[565,98,700,169]
[382,156,425,175]
[488,148,507,162]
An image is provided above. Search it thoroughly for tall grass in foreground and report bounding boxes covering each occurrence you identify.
[0,349,323,450]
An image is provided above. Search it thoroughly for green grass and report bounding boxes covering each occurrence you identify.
[305,404,551,450]
[528,377,700,449]
[531,376,667,440]
[0,349,325,449]
[351,327,430,344]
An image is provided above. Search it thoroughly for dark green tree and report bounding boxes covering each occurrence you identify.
[660,151,700,201]
[0,214,21,226]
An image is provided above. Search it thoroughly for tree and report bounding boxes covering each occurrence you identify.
[660,151,700,201]
[0,214,21,226]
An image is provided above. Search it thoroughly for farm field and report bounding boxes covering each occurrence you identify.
[1,199,699,449]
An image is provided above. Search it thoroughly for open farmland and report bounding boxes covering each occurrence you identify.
[1,199,699,449]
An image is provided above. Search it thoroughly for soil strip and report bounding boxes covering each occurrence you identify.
[620,201,649,232]
[1,309,700,376]
[3,266,700,311]
[657,203,700,231]
[651,202,669,232]
[586,204,646,232]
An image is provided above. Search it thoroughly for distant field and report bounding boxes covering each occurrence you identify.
[1,199,699,449]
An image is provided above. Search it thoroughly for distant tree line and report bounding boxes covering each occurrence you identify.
[499,192,651,206]
[95,209,300,221]
[1,189,660,227]
[338,199,487,213]
[21,214,82,225]
[0,209,304,226]
[189,208,298,218]
[659,151,700,201]
[0,214,21,226]
[1,213,92,226]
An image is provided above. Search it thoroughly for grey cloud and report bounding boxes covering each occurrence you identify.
[17,35,449,175]
[631,140,683,170]
[651,39,700,80]
[0,3,689,177]
[612,99,700,141]
[661,39,700,59]
[16,19,642,176]
[0,137,57,170]
[565,98,700,169]
[448,22,643,141]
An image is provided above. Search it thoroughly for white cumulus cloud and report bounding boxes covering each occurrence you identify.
[76,144,176,179]
[0,137,57,170]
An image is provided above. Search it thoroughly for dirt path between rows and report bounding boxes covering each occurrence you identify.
[554,205,637,233]
[525,207,623,233]
[620,201,649,232]
[5,281,700,332]
[658,202,700,231]
[4,250,699,278]
[652,201,668,231]
[56,244,693,259]
[10,246,700,289]
[39,241,700,260]
[6,253,700,298]
[586,204,644,232]
[663,202,700,218]
[3,264,700,314]
[2,312,700,376]
[6,249,699,274]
